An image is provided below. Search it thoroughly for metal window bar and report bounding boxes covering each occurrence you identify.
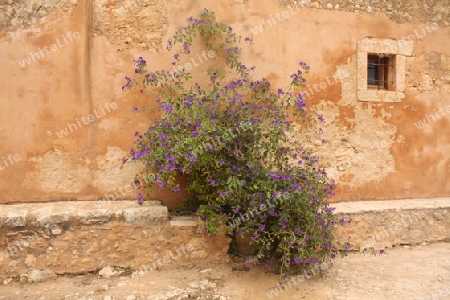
[368,55,394,90]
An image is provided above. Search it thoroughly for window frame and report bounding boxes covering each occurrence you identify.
[357,37,413,102]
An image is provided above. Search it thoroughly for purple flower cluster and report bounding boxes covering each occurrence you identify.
[134,56,146,68]
[266,172,293,181]
[122,76,132,90]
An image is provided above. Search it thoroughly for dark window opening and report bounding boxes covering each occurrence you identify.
[367,54,395,90]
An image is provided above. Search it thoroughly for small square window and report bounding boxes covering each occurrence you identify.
[367,54,395,91]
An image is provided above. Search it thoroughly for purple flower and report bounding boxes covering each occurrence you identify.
[122,76,132,90]
[251,234,260,241]
[294,257,303,264]
[137,193,145,205]
[277,88,285,94]
[161,103,173,114]
[299,62,310,70]
[380,249,385,254]
[159,134,167,140]
[294,228,303,236]
[206,143,216,151]
[172,186,181,193]
[219,190,231,198]
[317,114,324,123]
[258,224,265,230]
[293,182,303,191]
[183,42,190,53]
[165,163,176,171]
[134,57,146,67]
[296,100,306,109]
[191,131,199,137]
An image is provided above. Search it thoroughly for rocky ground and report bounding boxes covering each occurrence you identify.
[0,242,449,300]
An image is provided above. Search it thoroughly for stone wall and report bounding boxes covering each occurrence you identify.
[280,0,450,25]
[0,201,230,278]
[0,0,77,31]
[93,0,170,53]
[0,198,448,280]
[334,198,450,249]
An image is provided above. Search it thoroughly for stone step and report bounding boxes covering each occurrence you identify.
[0,200,168,229]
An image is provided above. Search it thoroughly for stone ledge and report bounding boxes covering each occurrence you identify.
[0,200,168,229]
[170,216,199,227]
[332,197,450,213]
[358,37,414,56]
[357,90,405,102]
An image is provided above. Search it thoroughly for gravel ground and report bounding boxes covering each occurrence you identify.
[0,242,449,300]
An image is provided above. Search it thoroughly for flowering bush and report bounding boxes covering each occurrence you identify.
[123,8,344,274]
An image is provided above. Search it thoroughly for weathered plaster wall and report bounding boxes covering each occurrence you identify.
[0,0,448,204]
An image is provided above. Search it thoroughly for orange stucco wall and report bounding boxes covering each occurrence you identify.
[0,0,448,206]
